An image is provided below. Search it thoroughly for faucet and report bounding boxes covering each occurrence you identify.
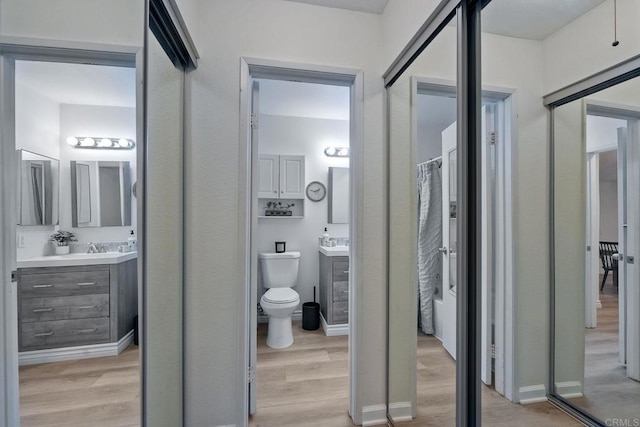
[87,242,99,254]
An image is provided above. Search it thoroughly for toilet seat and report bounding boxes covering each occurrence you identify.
[262,288,299,304]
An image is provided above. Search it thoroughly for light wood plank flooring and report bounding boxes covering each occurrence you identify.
[568,281,640,422]
[19,345,140,427]
[251,321,578,426]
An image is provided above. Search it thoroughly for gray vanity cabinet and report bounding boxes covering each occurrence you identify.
[319,253,349,325]
[17,260,137,351]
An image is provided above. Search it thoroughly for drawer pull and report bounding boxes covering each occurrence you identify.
[32,308,54,313]
[340,290,349,293]
[78,305,98,310]
[76,282,97,287]
[341,310,349,313]
[77,328,98,334]
[343,271,349,274]
[34,332,54,337]
[33,284,54,288]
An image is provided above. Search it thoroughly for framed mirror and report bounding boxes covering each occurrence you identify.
[328,166,349,224]
[18,150,59,226]
[70,160,131,227]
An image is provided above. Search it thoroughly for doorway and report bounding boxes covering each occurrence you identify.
[413,79,514,402]
[240,58,363,425]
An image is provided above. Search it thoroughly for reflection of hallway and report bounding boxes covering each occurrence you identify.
[409,335,579,426]
[574,281,640,421]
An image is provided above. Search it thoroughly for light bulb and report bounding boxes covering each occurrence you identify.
[66,137,79,146]
[325,147,336,156]
[338,148,349,156]
[80,137,95,147]
[118,138,131,148]
[98,138,113,147]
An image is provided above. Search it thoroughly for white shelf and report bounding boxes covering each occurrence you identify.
[258,215,304,219]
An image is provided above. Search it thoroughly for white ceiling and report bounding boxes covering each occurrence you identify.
[482,0,607,40]
[15,61,136,108]
[257,79,350,121]
[283,0,388,14]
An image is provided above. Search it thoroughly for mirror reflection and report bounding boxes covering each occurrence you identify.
[553,75,640,422]
[71,160,131,227]
[18,150,59,226]
[328,166,349,224]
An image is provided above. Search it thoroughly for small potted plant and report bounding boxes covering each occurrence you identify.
[264,201,295,216]
[50,230,77,255]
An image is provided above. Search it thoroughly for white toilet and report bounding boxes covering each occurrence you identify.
[259,251,301,349]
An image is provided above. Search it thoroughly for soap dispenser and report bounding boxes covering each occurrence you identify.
[128,230,137,251]
[321,227,330,247]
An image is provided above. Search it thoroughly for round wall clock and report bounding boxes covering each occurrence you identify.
[306,181,326,202]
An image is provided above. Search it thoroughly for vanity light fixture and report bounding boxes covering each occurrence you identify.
[66,136,135,150]
[324,146,349,157]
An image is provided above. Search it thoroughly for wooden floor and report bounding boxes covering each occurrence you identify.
[569,282,640,422]
[251,321,578,426]
[19,345,140,427]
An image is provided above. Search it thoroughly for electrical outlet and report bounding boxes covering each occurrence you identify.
[17,233,25,248]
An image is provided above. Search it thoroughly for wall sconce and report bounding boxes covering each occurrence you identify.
[324,147,349,157]
[66,137,135,150]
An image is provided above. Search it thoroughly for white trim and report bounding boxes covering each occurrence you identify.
[585,153,600,329]
[554,381,584,399]
[239,58,364,426]
[320,312,349,336]
[388,401,413,423]
[361,404,388,427]
[19,331,134,366]
[518,385,547,404]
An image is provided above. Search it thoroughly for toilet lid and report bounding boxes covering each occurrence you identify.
[262,288,299,304]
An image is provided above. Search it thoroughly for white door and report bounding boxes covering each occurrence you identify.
[617,128,628,366]
[441,122,457,359]
[257,154,279,199]
[620,123,640,381]
[279,155,305,199]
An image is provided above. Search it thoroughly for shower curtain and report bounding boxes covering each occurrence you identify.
[417,161,442,335]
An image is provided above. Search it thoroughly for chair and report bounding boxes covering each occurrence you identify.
[599,241,619,291]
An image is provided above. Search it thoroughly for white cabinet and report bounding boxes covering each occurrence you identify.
[258,155,305,199]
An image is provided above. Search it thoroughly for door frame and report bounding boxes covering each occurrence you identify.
[239,57,364,425]
[412,77,516,400]
[0,38,143,427]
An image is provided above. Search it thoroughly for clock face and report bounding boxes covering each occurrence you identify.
[306,181,326,202]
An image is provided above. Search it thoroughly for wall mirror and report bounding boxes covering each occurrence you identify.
[70,160,131,227]
[18,149,59,226]
[328,166,349,224]
[552,71,640,424]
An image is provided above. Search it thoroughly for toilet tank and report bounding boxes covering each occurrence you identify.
[259,251,300,288]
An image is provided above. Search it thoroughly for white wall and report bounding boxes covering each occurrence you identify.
[587,115,626,153]
[543,0,640,94]
[257,114,349,305]
[58,104,137,243]
[600,180,618,242]
[181,0,386,424]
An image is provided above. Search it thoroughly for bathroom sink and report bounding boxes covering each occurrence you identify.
[17,251,138,268]
[319,246,349,256]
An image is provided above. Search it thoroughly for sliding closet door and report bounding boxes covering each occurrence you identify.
[143,30,185,427]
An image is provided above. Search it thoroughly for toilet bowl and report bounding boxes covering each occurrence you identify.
[259,251,301,349]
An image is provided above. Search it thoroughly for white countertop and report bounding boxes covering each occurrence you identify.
[319,246,349,257]
[17,251,138,268]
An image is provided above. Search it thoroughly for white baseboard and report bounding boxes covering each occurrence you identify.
[19,330,135,366]
[555,381,583,399]
[258,310,302,324]
[361,404,388,426]
[518,384,547,404]
[596,299,602,309]
[320,312,349,336]
[388,401,413,423]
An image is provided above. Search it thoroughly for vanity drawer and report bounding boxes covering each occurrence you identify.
[332,260,349,282]
[332,301,349,324]
[21,294,109,323]
[19,270,109,298]
[21,317,110,350]
[332,281,349,302]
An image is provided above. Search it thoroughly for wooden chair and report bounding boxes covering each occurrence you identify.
[599,241,619,291]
